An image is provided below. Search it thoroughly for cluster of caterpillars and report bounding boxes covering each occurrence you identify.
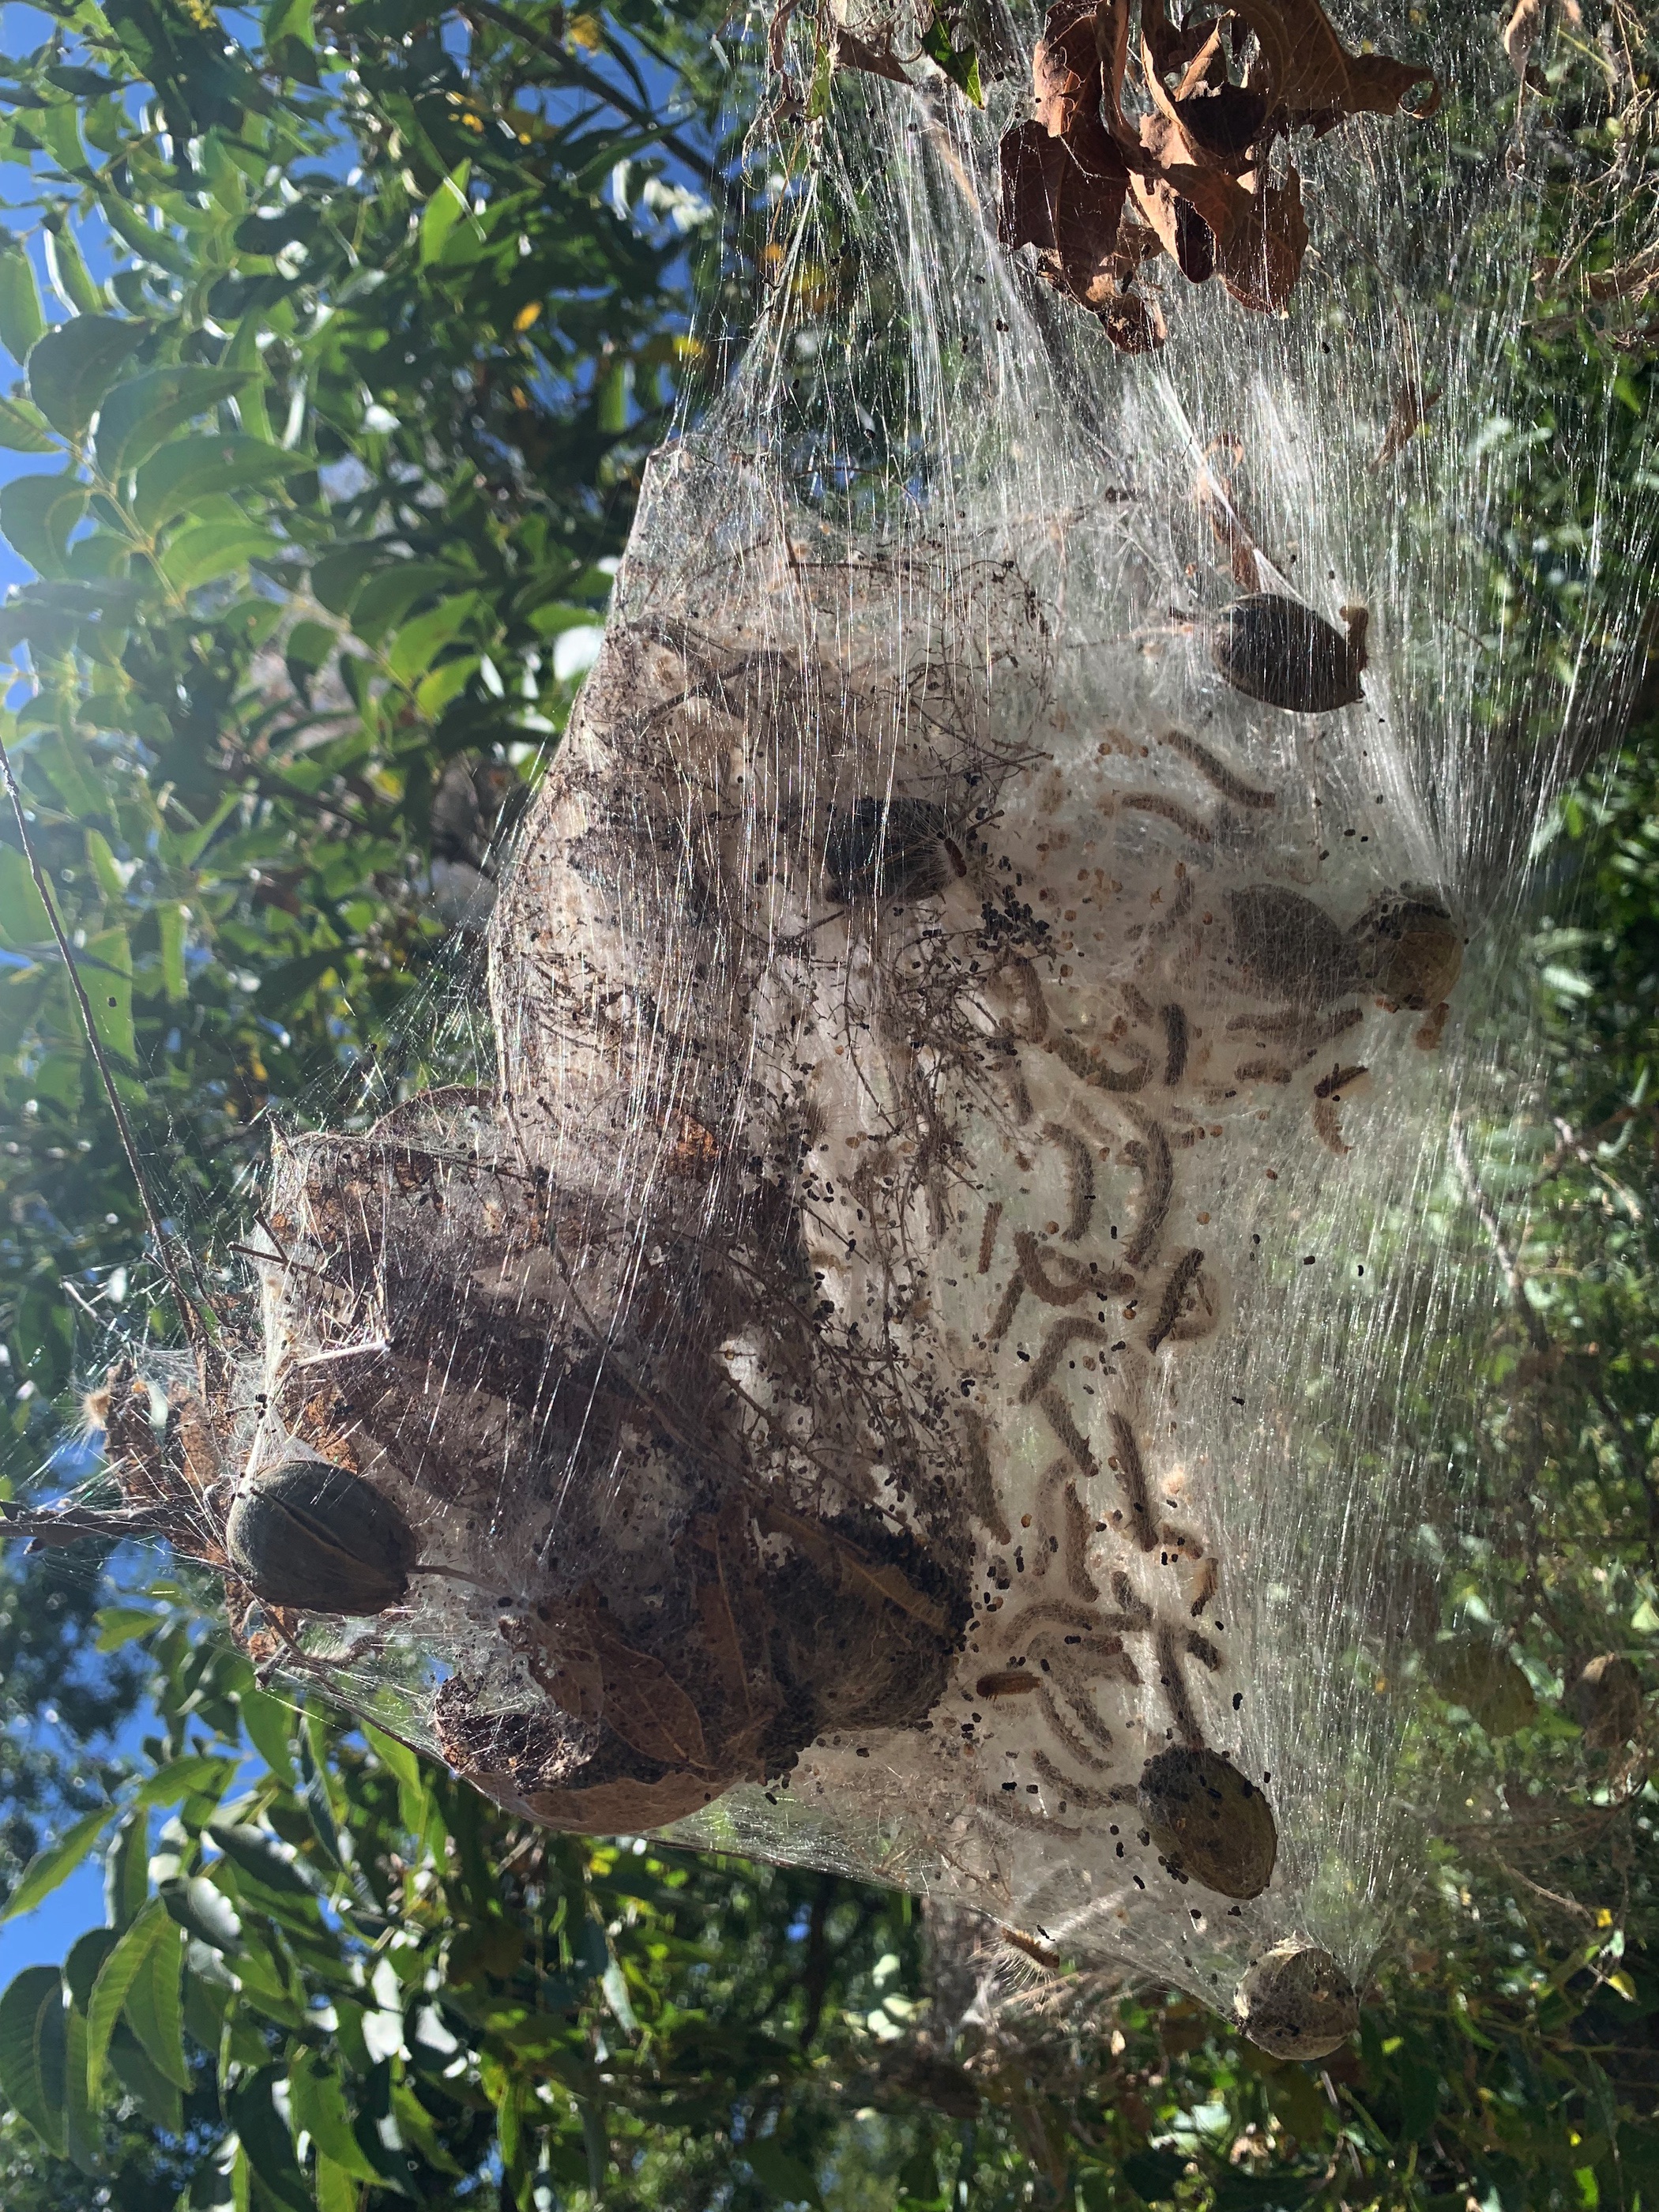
[811,698,1460,1879]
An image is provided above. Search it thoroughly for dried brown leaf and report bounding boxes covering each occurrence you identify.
[1229,0,1437,125]
[755,1496,953,1635]
[527,1770,720,1832]
[1000,1,1434,346]
[999,115,1135,308]
[1034,0,1103,134]
[591,1615,713,1766]
[1197,470,1271,592]
[1344,51,1441,121]
[834,28,914,87]
[1216,168,1307,314]
[1503,0,1544,81]
[1135,110,1254,248]
[1100,282,1167,353]
[1373,374,1440,465]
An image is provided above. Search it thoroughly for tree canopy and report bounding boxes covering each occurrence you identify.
[0,2,1653,2209]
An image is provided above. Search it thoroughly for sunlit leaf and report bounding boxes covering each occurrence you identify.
[28,314,146,437]
[0,235,46,363]
[419,160,473,266]
[0,1808,115,1924]
[86,1894,168,2105]
[133,432,307,531]
[160,519,279,592]
[95,364,257,479]
[0,1967,68,2155]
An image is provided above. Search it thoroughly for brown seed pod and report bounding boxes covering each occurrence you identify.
[1137,1745,1277,1899]
[1350,891,1462,1011]
[224,1458,417,1616]
[1212,593,1367,713]
[1233,1938,1359,2061]
[1568,1653,1643,1750]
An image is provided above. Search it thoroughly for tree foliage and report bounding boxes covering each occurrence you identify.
[0,2,1653,2209]
[0,0,731,1444]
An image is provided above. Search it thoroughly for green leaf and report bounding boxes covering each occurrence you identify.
[0,1807,115,1924]
[160,519,277,592]
[38,105,92,182]
[36,724,107,819]
[314,2154,359,2212]
[283,613,334,680]
[103,1809,150,1936]
[160,1873,243,1954]
[84,926,136,1065]
[133,433,308,531]
[307,541,383,615]
[85,828,129,902]
[363,1722,422,1789]
[92,1604,160,1651]
[157,899,188,1002]
[746,2140,823,2206]
[239,1683,296,1784]
[419,161,472,266]
[28,316,147,438]
[106,2018,182,2133]
[0,472,89,580]
[265,0,320,81]
[43,222,103,317]
[919,7,984,104]
[227,2063,313,2212]
[130,1753,238,1812]
[0,239,46,364]
[122,1912,188,2090]
[386,592,477,683]
[290,2048,382,2181]
[207,1821,314,1898]
[348,558,461,642]
[86,1894,168,2105]
[97,194,194,277]
[62,2001,97,2174]
[416,656,478,717]
[0,1967,67,2155]
[0,397,58,453]
[172,787,241,867]
[596,355,630,434]
[0,843,50,947]
[1398,2049,1440,2140]
[1121,2147,1189,2206]
[94,364,255,480]
[11,1285,72,1394]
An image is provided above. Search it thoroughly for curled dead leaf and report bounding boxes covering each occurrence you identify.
[1227,0,1436,126]
[1503,0,1544,85]
[525,1769,723,1833]
[1216,170,1308,316]
[999,113,1138,318]
[1374,373,1441,466]
[995,0,1438,351]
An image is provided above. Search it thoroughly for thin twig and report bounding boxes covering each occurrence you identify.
[1449,1116,1549,1356]
[461,0,724,192]
[0,732,212,1352]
